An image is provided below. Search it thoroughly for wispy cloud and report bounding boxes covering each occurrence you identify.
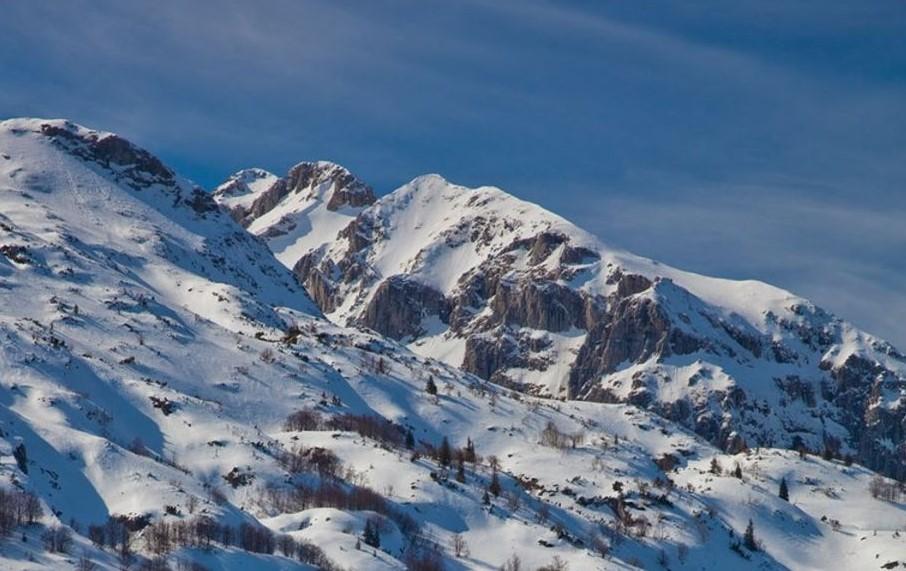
[566,181,906,347]
[1,0,904,346]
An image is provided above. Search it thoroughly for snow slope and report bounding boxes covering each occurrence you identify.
[0,119,903,570]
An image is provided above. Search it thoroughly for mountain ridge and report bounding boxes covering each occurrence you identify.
[220,157,906,480]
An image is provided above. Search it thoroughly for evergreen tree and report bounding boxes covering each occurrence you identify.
[482,488,491,505]
[709,457,722,475]
[405,428,415,450]
[779,477,789,501]
[13,444,27,474]
[489,469,502,496]
[426,376,438,396]
[363,518,380,548]
[733,463,743,479]
[464,437,477,464]
[743,519,758,551]
[455,450,466,483]
[439,437,452,467]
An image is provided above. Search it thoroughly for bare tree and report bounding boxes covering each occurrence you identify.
[451,533,469,558]
[501,554,523,571]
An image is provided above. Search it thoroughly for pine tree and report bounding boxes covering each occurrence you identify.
[426,376,438,396]
[733,463,743,479]
[363,518,380,548]
[405,428,415,450]
[779,477,789,501]
[464,437,476,464]
[439,436,452,467]
[13,444,27,474]
[455,450,466,483]
[709,457,722,475]
[489,469,502,497]
[743,519,758,551]
[482,488,491,505]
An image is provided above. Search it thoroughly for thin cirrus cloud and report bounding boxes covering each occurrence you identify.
[1,0,904,346]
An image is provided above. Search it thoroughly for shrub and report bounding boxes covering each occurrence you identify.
[403,544,445,571]
[869,475,902,502]
[654,453,678,472]
[537,556,569,571]
[282,446,342,478]
[326,413,405,447]
[284,408,323,431]
[259,348,276,363]
[42,525,73,553]
[0,489,43,536]
[297,539,341,570]
[540,421,584,449]
[238,523,274,554]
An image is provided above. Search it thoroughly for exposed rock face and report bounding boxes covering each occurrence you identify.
[292,252,338,313]
[39,122,175,189]
[227,170,906,480]
[215,161,375,229]
[825,353,906,477]
[570,290,669,395]
[489,280,588,332]
[359,275,451,339]
[462,331,522,381]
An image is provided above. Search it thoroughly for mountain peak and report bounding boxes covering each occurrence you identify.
[215,160,374,227]
[213,167,280,210]
[0,116,317,320]
[284,160,374,211]
[213,160,376,268]
[0,117,229,224]
[3,118,177,190]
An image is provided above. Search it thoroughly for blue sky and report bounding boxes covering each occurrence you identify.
[2,1,905,346]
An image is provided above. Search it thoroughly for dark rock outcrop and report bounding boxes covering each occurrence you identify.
[358,276,451,340]
[221,162,375,227]
[489,279,588,332]
[462,331,523,381]
[40,122,175,189]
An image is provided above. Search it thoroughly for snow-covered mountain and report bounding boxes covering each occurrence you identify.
[223,170,906,483]
[0,118,903,570]
[214,162,375,273]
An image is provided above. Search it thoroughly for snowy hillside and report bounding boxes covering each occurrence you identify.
[0,118,903,571]
[229,171,906,484]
